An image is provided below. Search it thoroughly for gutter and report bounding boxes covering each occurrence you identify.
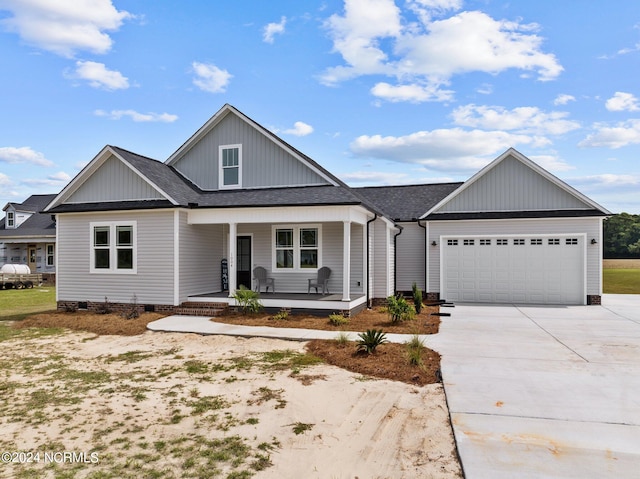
[392,222,404,295]
[417,219,427,294]
[365,214,378,308]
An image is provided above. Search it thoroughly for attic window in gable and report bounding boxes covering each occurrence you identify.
[219,144,242,189]
[6,211,14,228]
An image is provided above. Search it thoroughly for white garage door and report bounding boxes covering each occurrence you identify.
[442,235,584,305]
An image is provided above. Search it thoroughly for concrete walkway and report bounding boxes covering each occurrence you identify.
[147,295,640,478]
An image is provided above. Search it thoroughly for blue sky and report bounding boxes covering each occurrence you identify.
[1,0,639,213]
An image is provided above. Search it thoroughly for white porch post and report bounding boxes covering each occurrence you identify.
[228,222,237,297]
[342,221,351,301]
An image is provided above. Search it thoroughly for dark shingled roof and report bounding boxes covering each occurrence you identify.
[1,194,57,238]
[355,183,463,221]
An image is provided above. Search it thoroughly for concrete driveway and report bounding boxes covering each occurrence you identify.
[424,294,640,479]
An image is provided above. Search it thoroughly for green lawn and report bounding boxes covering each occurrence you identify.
[0,287,57,321]
[603,269,640,294]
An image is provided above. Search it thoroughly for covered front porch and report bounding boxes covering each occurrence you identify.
[188,291,367,315]
[181,204,391,313]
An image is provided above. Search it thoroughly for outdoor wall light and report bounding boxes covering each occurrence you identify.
[591,238,597,245]
[431,241,437,246]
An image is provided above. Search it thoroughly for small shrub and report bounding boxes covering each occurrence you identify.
[385,295,415,323]
[122,294,140,320]
[406,334,425,366]
[412,283,423,314]
[233,286,263,314]
[95,297,112,315]
[272,308,289,321]
[334,332,351,346]
[328,313,349,326]
[356,329,388,354]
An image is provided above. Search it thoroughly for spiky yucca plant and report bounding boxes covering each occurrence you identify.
[356,329,388,354]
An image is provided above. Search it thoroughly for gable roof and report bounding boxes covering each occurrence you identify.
[356,183,463,222]
[166,104,342,187]
[422,148,611,220]
[1,194,57,239]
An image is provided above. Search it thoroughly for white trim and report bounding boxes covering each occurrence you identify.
[173,210,180,306]
[271,224,322,272]
[89,221,137,275]
[218,144,243,189]
[343,221,351,301]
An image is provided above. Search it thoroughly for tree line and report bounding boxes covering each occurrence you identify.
[604,213,640,258]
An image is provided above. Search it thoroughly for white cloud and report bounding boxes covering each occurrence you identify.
[371,81,454,102]
[94,109,178,122]
[70,60,129,90]
[263,16,286,43]
[0,0,133,57]
[322,2,563,102]
[553,94,575,105]
[0,146,54,167]
[283,121,314,136]
[23,171,71,187]
[350,128,538,171]
[605,92,640,112]
[579,120,640,149]
[452,104,580,135]
[0,172,12,186]
[191,62,232,93]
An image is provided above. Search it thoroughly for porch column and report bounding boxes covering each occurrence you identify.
[228,222,237,297]
[342,221,351,301]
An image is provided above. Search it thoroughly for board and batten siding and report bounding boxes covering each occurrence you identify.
[57,211,175,305]
[172,113,330,190]
[178,213,224,302]
[66,155,165,203]
[438,155,588,213]
[371,218,394,299]
[426,217,603,296]
[395,222,425,292]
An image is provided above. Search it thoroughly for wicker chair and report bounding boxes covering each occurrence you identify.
[253,266,275,293]
[307,266,331,295]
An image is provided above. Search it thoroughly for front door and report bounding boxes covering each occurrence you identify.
[28,245,37,273]
[237,236,252,289]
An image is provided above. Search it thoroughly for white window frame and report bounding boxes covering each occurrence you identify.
[219,144,242,189]
[272,224,322,272]
[90,221,137,274]
[6,211,14,228]
[46,244,55,267]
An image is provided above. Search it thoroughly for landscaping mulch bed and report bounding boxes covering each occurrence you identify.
[214,304,441,335]
[13,312,166,336]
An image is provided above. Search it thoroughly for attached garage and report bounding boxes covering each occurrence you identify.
[441,234,585,305]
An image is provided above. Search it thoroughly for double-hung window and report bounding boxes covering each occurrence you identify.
[273,225,321,271]
[46,244,55,267]
[6,211,14,228]
[90,222,136,273]
[219,144,242,188]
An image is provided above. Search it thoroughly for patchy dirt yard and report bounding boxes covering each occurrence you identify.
[0,316,462,479]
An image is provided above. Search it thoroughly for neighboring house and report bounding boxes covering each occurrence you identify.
[1,194,57,279]
[44,104,610,314]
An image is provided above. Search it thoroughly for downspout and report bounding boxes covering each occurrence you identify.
[393,222,404,295]
[366,214,378,308]
[417,219,427,295]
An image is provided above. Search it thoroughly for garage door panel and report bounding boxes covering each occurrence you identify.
[442,235,584,305]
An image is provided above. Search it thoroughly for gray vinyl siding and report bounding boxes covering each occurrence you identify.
[438,155,588,213]
[57,211,175,304]
[172,113,330,190]
[395,222,425,292]
[67,155,165,203]
[179,214,224,302]
[426,217,602,296]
